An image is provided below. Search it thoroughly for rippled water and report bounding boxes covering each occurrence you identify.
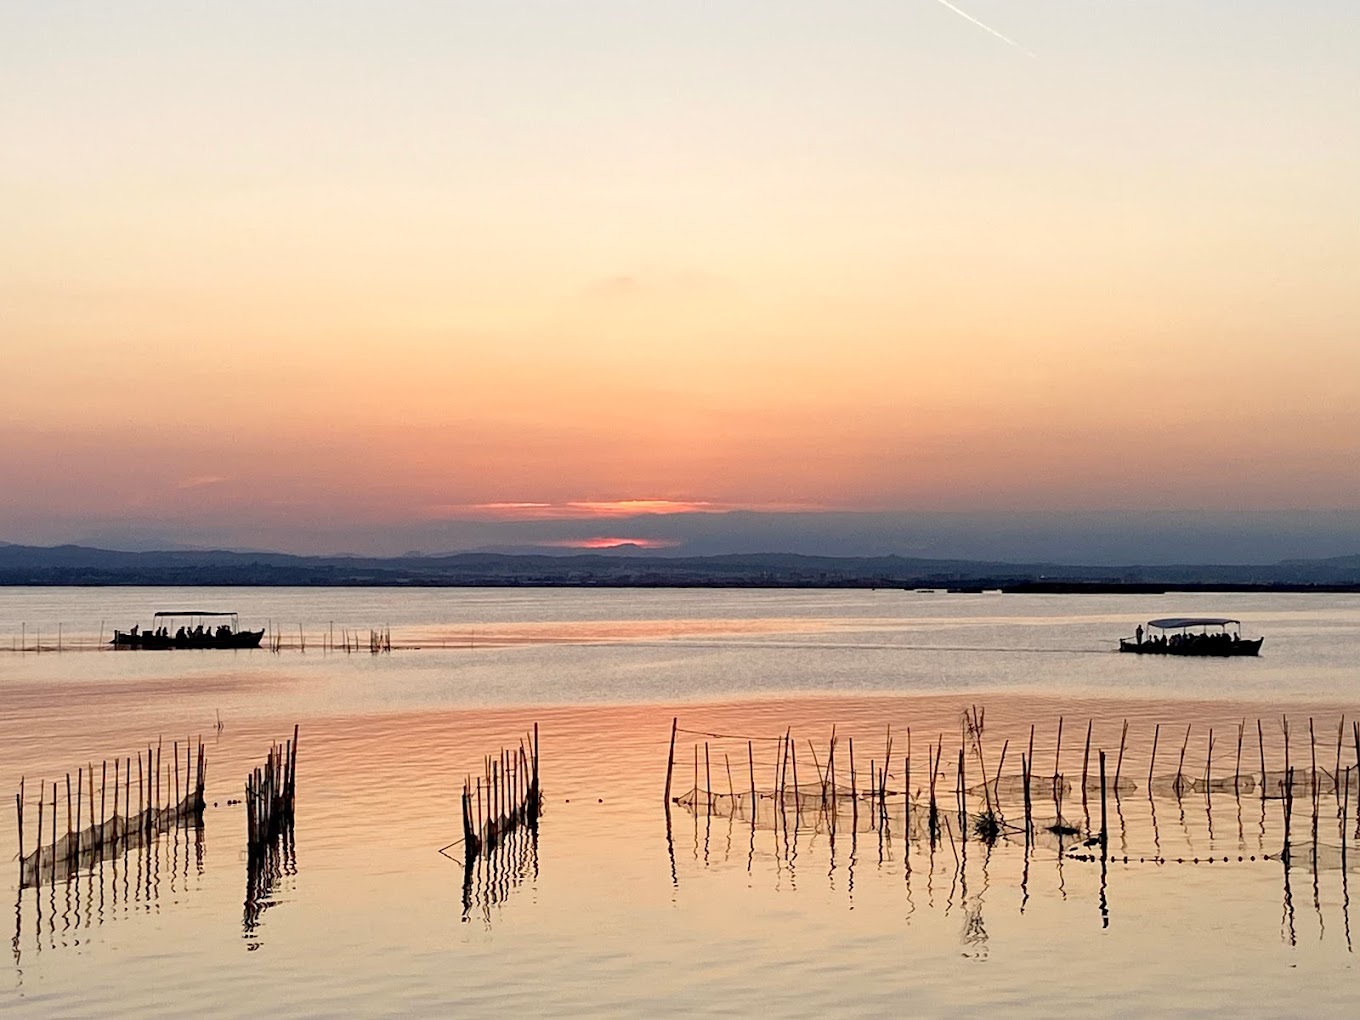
[3,588,1359,1016]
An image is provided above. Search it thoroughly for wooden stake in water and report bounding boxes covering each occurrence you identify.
[904,753,911,845]
[1259,718,1268,796]
[704,742,712,815]
[1206,728,1215,790]
[1114,720,1128,790]
[748,741,756,819]
[1235,719,1245,791]
[849,737,858,827]
[1099,750,1108,860]
[663,718,677,806]
[1149,724,1160,788]
[14,784,22,882]
[1309,717,1318,800]
[1175,724,1191,796]
[1054,716,1064,785]
[1335,716,1346,797]
[50,782,57,888]
[1081,719,1093,793]
[35,784,43,885]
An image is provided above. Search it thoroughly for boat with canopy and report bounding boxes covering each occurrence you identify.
[1119,617,1262,656]
[111,611,265,650]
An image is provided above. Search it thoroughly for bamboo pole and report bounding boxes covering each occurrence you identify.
[1081,719,1092,793]
[1114,720,1128,790]
[36,784,43,885]
[1099,750,1108,861]
[1054,715,1064,782]
[15,785,22,881]
[50,782,57,888]
[849,737,857,827]
[1309,717,1317,794]
[704,742,712,816]
[1235,719,1245,789]
[992,739,1009,813]
[1283,715,1292,783]
[1022,752,1032,847]
[957,748,967,841]
[828,737,837,831]
[1175,724,1191,795]
[693,744,699,809]
[1259,718,1268,795]
[663,717,677,805]
[1335,716,1345,796]
[1206,728,1215,789]
[904,753,911,845]
[1149,724,1160,788]
[748,740,756,817]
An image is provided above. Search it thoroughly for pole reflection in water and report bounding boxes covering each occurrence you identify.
[243,824,297,944]
[664,712,1360,949]
[459,825,539,928]
[13,821,206,963]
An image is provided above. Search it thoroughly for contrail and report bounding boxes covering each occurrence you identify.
[930,0,1036,57]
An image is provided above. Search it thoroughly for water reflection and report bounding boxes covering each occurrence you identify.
[459,825,539,928]
[243,825,297,945]
[670,754,1360,950]
[13,821,205,964]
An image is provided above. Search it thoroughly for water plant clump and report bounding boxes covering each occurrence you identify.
[973,811,1002,845]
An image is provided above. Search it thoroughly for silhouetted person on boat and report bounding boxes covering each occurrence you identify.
[1135,624,1144,645]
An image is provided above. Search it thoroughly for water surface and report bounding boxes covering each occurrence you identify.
[2,588,1358,1016]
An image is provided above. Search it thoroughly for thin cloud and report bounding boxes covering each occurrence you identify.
[930,0,1035,57]
[176,475,229,490]
[425,499,832,520]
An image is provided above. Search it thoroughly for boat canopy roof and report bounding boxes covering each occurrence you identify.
[1147,617,1240,629]
[153,611,238,618]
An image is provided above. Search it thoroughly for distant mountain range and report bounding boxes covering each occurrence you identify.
[2,542,1360,589]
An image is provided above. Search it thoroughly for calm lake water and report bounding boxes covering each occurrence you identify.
[2,587,1359,1017]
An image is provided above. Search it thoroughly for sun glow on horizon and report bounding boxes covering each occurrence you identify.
[433,500,828,521]
[538,537,684,550]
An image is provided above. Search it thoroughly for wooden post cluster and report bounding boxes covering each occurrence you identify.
[460,723,540,864]
[245,725,299,860]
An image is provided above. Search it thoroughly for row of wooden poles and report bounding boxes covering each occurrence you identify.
[245,726,299,860]
[459,724,540,864]
[663,712,1360,850]
[269,623,392,654]
[15,738,207,889]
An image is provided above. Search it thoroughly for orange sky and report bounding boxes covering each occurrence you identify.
[2,3,1358,555]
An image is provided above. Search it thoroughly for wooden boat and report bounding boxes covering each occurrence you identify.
[111,611,264,650]
[1119,617,1262,656]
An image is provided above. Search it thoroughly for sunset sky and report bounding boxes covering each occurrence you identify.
[3,2,1358,560]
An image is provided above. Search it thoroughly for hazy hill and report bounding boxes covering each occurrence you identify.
[1,542,1359,588]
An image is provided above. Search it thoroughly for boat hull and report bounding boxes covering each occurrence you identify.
[111,629,265,650]
[1119,638,1263,657]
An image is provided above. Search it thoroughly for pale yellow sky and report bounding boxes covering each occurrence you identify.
[2,2,1358,554]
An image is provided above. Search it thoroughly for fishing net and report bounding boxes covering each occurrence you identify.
[19,790,204,888]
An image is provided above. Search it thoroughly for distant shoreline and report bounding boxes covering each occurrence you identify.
[3,542,1359,590]
[3,579,1360,594]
